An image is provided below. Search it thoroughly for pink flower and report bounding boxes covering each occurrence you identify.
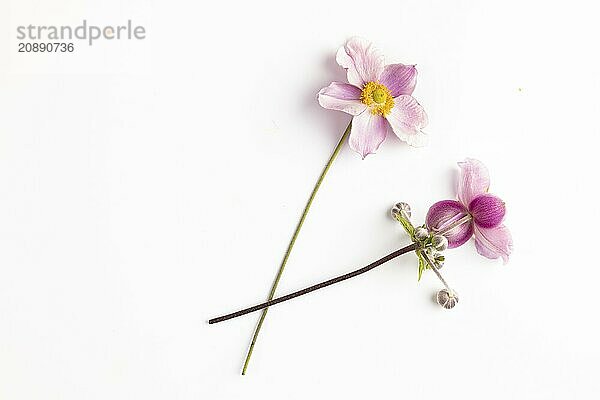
[426,159,513,263]
[317,37,429,159]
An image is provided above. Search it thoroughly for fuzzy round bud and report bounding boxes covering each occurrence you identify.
[432,235,448,251]
[436,288,459,309]
[391,202,411,220]
[414,227,429,241]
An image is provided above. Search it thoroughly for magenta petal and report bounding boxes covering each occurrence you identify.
[469,194,506,228]
[386,95,428,147]
[457,158,490,206]
[348,111,388,159]
[317,82,366,116]
[474,224,513,264]
[336,37,385,87]
[426,200,473,248]
[379,64,417,97]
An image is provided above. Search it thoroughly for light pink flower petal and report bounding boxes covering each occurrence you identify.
[317,82,367,116]
[426,200,473,249]
[379,64,417,97]
[473,224,513,264]
[336,37,385,87]
[386,95,428,147]
[349,111,388,159]
[457,158,490,206]
[469,193,506,229]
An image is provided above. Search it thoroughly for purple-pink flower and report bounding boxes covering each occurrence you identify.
[318,37,428,159]
[426,159,513,263]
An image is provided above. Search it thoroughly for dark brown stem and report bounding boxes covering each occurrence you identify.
[209,243,418,324]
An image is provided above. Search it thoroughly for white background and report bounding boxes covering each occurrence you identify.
[1,1,599,399]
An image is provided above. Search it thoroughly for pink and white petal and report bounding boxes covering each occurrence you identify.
[457,158,490,207]
[380,64,417,97]
[336,37,385,87]
[317,82,366,115]
[349,111,388,159]
[473,224,513,264]
[386,95,429,147]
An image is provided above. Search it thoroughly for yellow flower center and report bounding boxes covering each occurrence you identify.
[360,82,394,116]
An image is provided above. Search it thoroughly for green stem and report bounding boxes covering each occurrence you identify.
[241,120,352,375]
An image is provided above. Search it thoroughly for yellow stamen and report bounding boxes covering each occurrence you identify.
[360,82,394,116]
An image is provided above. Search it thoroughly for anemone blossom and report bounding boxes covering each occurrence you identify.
[318,37,428,158]
[240,37,432,374]
[426,158,513,263]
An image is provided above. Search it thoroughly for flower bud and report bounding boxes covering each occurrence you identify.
[391,202,411,220]
[436,288,459,309]
[432,235,448,251]
[414,227,429,241]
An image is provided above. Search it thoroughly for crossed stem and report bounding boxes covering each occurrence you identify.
[209,243,417,324]
[209,208,471,324]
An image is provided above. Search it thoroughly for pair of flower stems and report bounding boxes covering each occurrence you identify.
[210,196,464,325]
[217,155,462,371]
[239,121,353,374]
